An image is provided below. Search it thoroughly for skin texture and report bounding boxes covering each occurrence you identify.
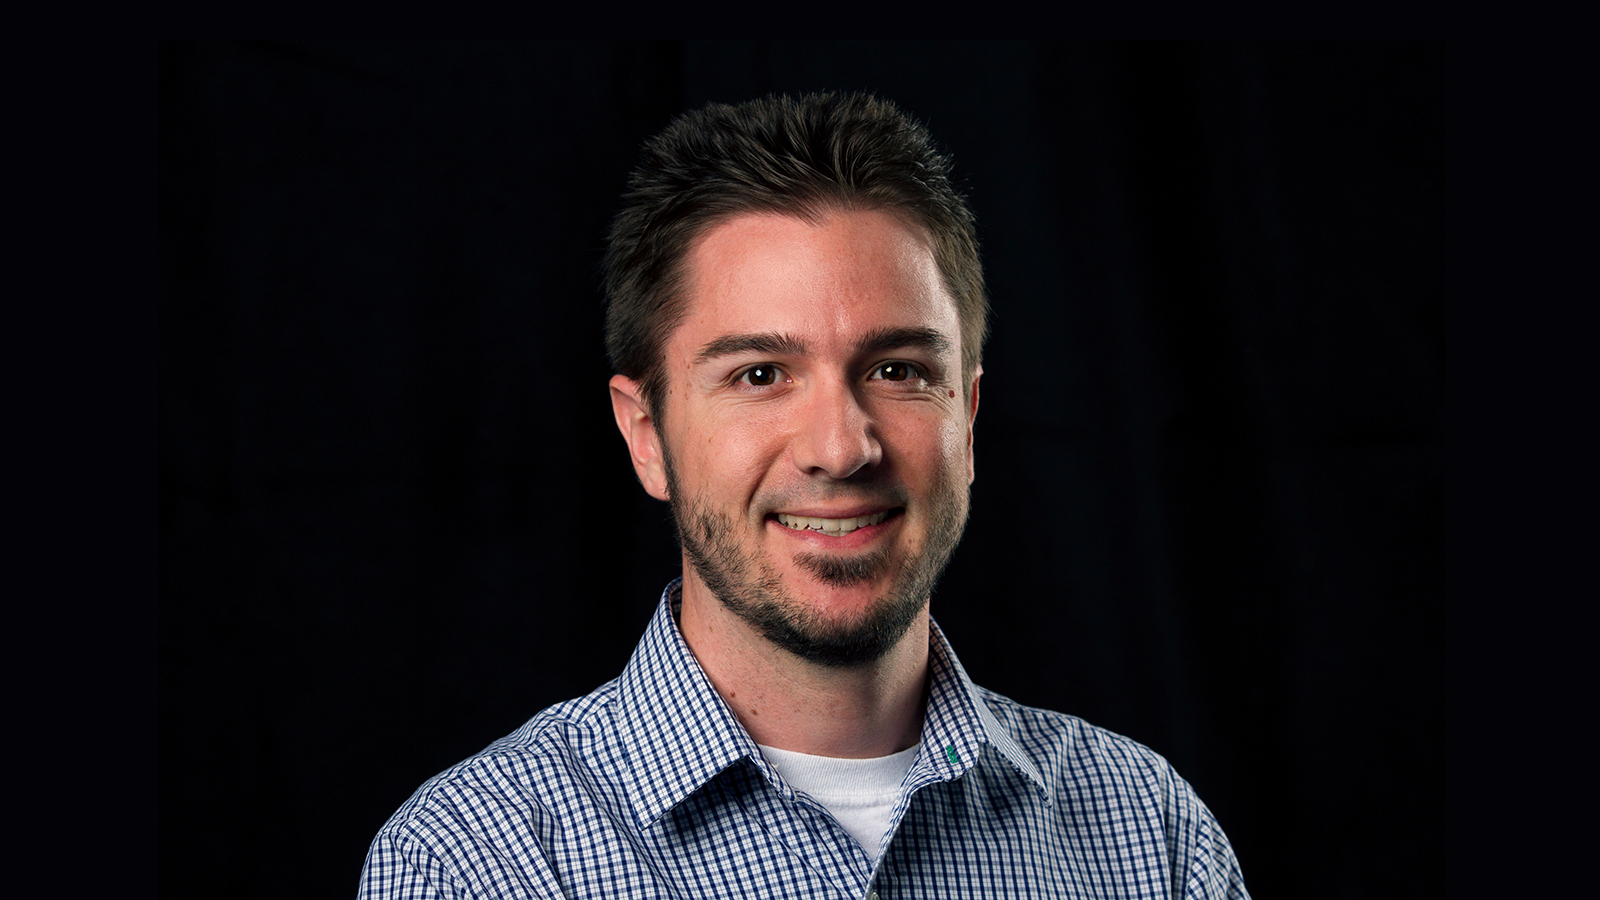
[610,209,981,758]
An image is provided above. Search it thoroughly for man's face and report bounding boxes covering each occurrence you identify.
[614,208,980,667]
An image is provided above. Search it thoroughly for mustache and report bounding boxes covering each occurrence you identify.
[754,482,911,514]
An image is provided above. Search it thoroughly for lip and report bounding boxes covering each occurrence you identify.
[772,504,896,520]
[766,507,904,548]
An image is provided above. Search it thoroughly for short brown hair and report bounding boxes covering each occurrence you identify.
[603,92,990,415]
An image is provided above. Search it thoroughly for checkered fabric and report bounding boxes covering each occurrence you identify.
[359,581,1249,899]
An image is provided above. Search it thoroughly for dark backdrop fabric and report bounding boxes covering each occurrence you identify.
[159,41,1441,898]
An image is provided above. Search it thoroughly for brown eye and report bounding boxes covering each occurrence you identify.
[742,365,779,386]
[874,362,919,382]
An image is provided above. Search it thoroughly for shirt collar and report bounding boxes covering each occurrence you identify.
[616,580,1049,827]
[916,613,1051,802]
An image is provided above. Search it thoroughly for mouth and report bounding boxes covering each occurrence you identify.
[774,509,896,537]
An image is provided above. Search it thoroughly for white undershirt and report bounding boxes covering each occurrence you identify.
[757,743,920,861]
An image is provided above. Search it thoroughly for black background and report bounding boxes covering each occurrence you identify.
[160,41,1441,898]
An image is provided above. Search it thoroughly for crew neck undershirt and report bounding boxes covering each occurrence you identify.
[757,743,920,861]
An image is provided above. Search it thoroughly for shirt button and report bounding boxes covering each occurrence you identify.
[866,892,879,900]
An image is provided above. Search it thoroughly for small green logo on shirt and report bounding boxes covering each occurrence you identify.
[946,745,960,764]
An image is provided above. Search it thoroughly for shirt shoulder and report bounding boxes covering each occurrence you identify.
[972,685,1177,793]
[358,680,632,900]
[419,676,627,807]
[965,685,1250,899]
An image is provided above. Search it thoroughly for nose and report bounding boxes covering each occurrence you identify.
[791,377,883,480]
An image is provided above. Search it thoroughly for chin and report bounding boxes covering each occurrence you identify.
[741,584,928,669]
[793,546,894,587]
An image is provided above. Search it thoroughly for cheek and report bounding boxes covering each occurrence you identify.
[937,416,971,460]
[888,414,970,477]
[680,418,785,495]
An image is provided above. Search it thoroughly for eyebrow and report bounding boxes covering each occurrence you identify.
[694,332,808,364]
[694,326,953,364]
[855,326,952,358]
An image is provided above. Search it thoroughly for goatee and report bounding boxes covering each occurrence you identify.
[664,451,968,668]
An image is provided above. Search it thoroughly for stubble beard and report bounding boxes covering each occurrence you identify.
[663,448,970,669]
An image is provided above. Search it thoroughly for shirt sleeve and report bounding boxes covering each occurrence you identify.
[1164,766,1250,900]
[358,826,469,900]
[1180,805,1249,900]
[357,807,570,900]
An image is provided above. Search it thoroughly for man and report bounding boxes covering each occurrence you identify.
[360,92,1248,899]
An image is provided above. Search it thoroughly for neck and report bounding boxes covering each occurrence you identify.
[677,571,930,759]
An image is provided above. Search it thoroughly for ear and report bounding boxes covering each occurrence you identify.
[609,375,670,502]
[965,365,982,485]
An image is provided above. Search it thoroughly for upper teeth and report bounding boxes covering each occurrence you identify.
[776,511,890,535]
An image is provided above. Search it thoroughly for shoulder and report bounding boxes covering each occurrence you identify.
[970,686,1250,898]
[397,678,626,827]
[359,680,629,898]
[970,684,1216,835]
[974,685,1173,783]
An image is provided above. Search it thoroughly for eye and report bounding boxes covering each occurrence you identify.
[740,365,782,386]
[872,362,922,382]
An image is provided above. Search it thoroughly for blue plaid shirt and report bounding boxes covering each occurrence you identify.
[360,582,1249,899]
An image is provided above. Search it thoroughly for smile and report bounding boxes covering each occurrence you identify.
[775,510,892,536]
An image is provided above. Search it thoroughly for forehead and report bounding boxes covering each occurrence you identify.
[669,209,959,355]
